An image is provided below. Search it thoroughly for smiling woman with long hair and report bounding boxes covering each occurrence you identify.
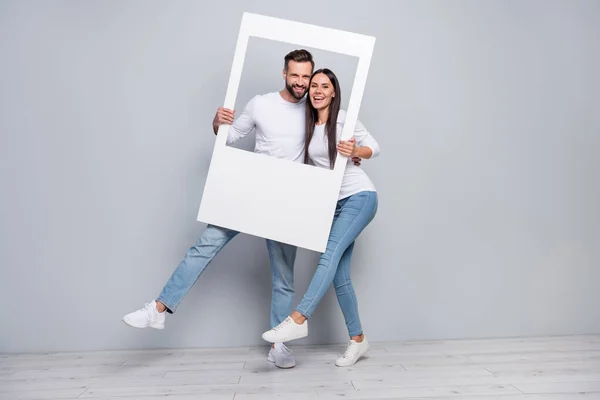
[262,68,380,367]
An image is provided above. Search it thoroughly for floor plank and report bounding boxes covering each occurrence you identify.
[1,335,599,400]
[514,381,600,394]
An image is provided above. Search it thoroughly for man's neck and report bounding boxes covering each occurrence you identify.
[279,89,300,103]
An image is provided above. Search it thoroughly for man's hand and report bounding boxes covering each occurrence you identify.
[213,107,235,134]
[352,157,362,166]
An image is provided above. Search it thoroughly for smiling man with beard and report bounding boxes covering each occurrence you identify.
[122,50,314,369]
[220,49,313,161]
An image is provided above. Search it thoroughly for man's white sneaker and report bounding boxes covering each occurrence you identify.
[262,316,307,343]
[122,301,165,329]
[335,337,369,367]
[267,343,296,369]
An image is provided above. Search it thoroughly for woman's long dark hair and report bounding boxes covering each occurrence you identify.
[304,68,341,169]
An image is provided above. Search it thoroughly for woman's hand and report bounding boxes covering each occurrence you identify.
[337,137,357,157]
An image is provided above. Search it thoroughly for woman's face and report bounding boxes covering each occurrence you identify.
[309,73,335,111]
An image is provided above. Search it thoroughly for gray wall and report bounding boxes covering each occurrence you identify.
[1,0,599,354]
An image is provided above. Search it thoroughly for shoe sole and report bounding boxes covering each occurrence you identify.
[262,331,307,343]
[122,317,164,329]
[275,361,295,369]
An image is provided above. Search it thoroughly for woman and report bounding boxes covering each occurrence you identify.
[262,68,380,367]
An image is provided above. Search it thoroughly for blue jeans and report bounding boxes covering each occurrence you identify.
[157,224,297,328]
[295,191,378,337]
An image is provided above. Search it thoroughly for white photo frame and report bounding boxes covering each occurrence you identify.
[197,12,375,252]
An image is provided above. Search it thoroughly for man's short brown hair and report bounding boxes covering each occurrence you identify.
[284,49,314,71]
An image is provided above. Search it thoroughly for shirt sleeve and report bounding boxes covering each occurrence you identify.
[226,96,257,144]
[353,118,381,158]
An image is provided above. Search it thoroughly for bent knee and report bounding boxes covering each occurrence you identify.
[334,278,353,291]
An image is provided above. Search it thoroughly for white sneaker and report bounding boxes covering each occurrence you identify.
[122,301,165,329]
[267,343,296,369]
[262,316,307,343]
[335,337,369,367]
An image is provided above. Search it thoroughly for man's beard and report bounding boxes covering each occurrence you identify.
[286,82,307,100]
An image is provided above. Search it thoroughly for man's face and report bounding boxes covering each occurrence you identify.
[283,61,313,100]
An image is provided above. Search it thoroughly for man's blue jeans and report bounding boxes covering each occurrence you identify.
[156,224,296,328]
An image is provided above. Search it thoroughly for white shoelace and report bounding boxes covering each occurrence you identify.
[341,341,359,359]
[278,343,293,356]
[143,303,157,319]
[272,317,293,332]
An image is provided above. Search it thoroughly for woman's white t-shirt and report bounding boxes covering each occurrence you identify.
[307,110,380,200]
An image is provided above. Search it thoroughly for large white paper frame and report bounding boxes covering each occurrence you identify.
[197,12,375,252]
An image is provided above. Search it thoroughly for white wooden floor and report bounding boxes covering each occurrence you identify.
[2,335,600,400]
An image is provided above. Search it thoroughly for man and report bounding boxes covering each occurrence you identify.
[122,49,315,369]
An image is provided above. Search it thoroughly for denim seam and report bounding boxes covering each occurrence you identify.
[334,248,362,335]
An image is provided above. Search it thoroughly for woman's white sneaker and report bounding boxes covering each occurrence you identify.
[335,337,369,367]
[262,316,307,343]
[122,301,165,329]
